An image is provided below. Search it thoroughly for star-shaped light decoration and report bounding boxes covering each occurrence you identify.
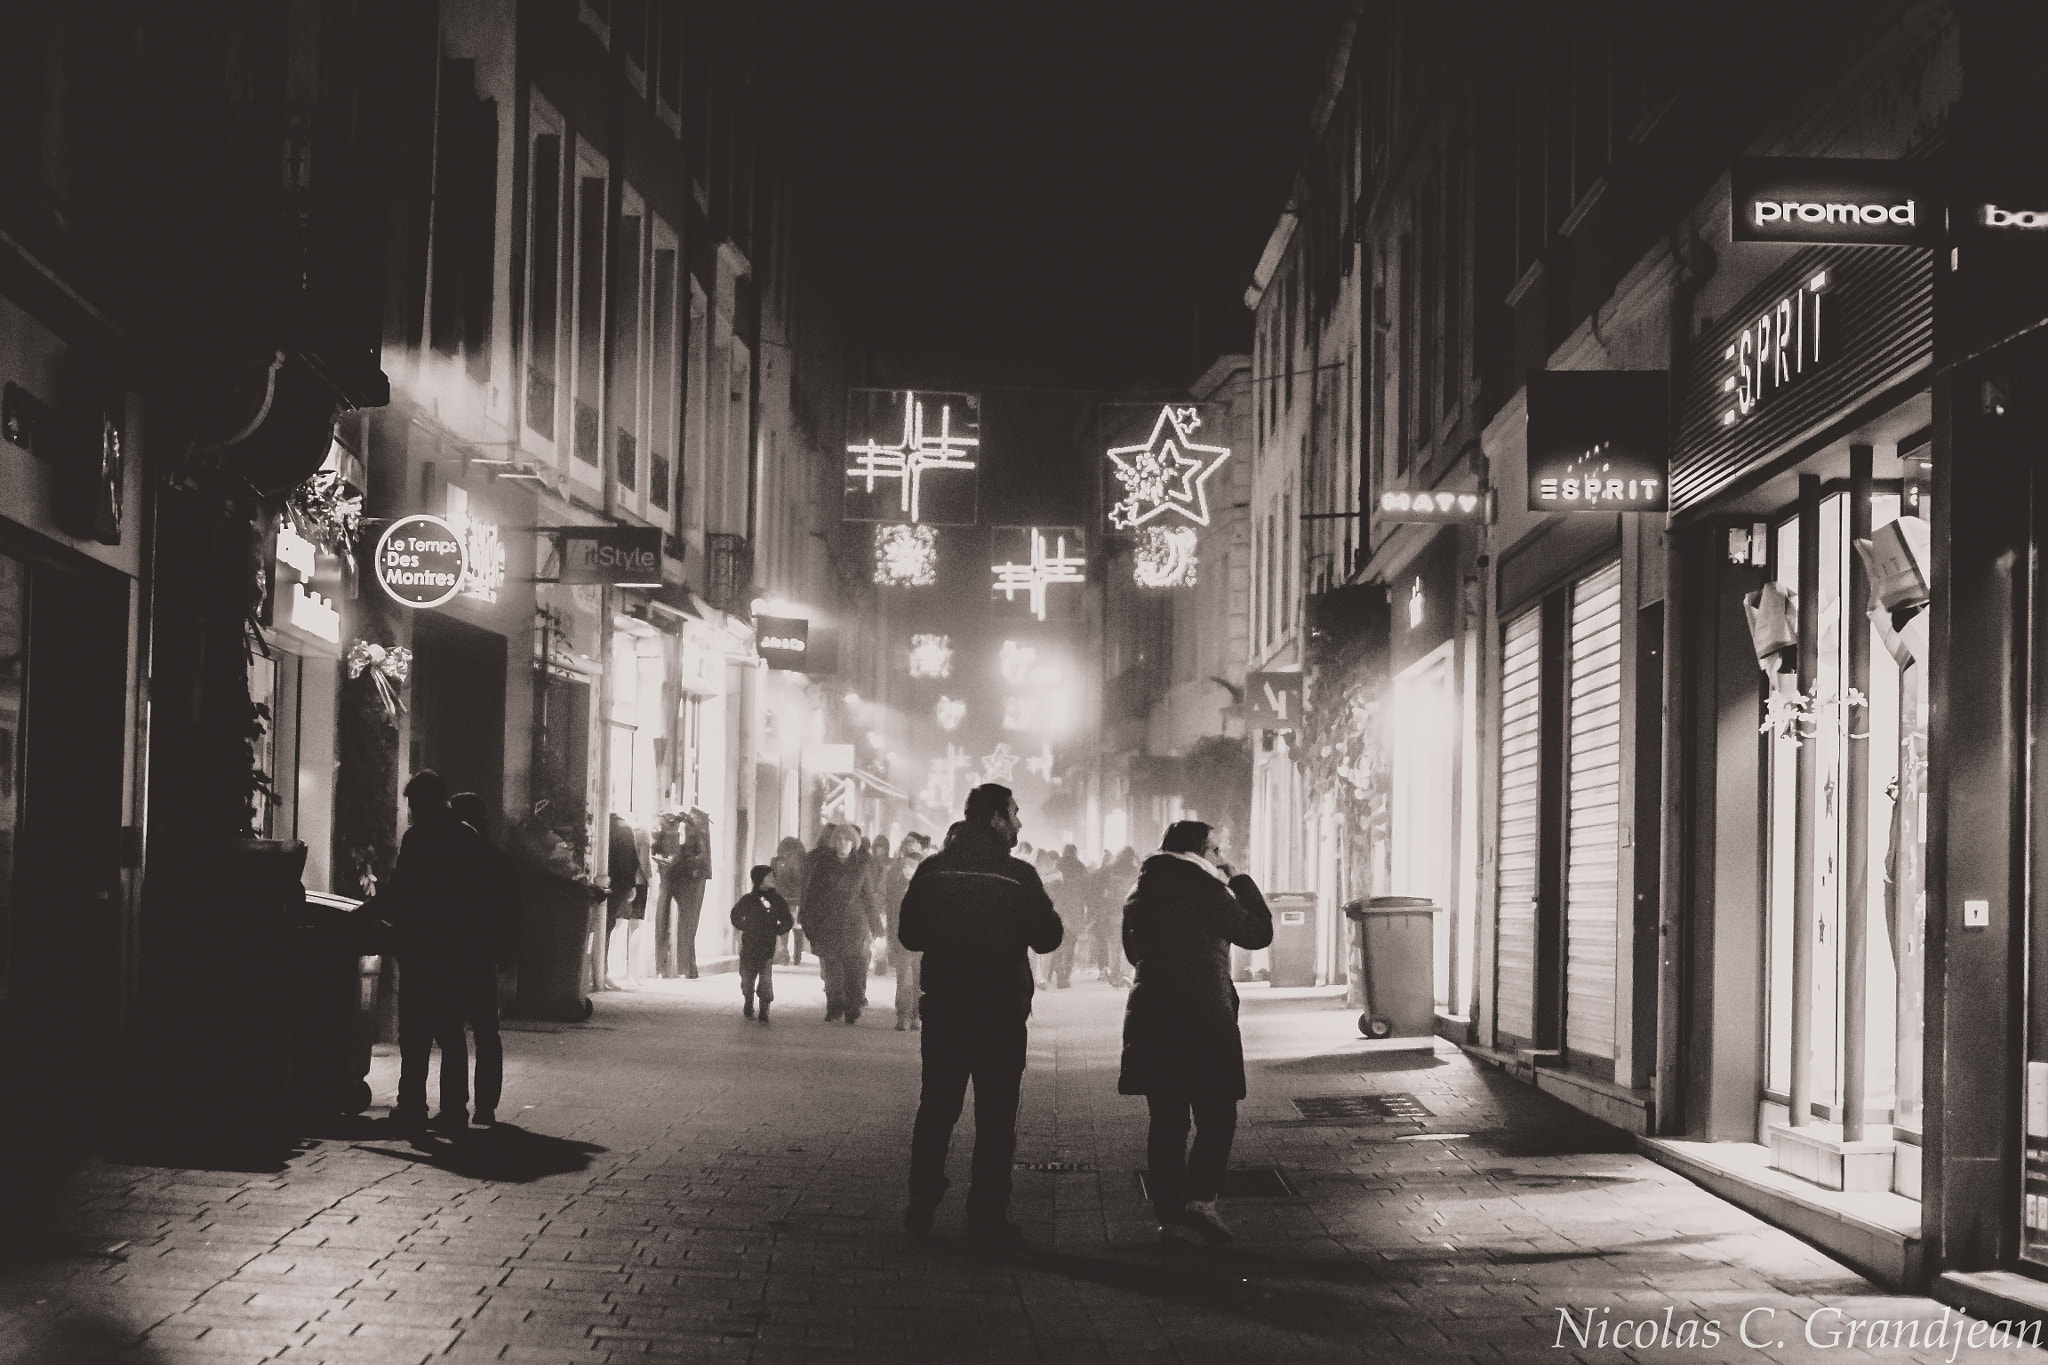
[845,390,980,524]
[990,526,1086,622]
[1133,525,1198,588]
[907,633,953,679]
[873,524,938,585]
[935,695,965,731]
[1108,405,1231,529]
[979,742,1019,785]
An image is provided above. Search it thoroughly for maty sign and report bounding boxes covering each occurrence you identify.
[1378,488,1494,525]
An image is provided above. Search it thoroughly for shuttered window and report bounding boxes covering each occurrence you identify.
[1564,562,1623,1061]
[1495,607,1543,1041]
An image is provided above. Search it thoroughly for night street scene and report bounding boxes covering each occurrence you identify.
[20,2,2048,1363]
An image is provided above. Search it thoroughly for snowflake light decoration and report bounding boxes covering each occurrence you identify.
[990,526,1086,622]
[935,695,966,731]
[907,633,953,679]
[1107,404,1231,529]
[979,742,1019,785]
[1133,525,1198,588]
[1025,741,1055,782]
[845,390,980,525]
[873,524,938,586]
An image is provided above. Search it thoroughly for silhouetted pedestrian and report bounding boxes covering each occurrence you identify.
[899,785,1063,1247]
[802,825,882,1023]
[448,792,513,1126]
[659,810,711,978]
[885,833,931,1029]
[1119,821,1272,1244]
[730,865,794,1021]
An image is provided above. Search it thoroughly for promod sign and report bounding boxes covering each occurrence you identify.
[376,514,467,608]
[1730,157,1940,248]
[1527,371,1669,514]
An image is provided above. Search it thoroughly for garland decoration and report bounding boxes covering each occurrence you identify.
[346,639,412,726]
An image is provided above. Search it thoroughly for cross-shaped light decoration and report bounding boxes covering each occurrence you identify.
[926,744,973,814]
[846,391,979,524]
[1108,405,1231,529]
[998,640,1036,686]
[991,527,1086,622]
[1132,525,1198,588]
[1025,741,1054,782]
[874,524,939,586]
[935,695,965,731]
[908,633,953,679]
[980,742,1019,785]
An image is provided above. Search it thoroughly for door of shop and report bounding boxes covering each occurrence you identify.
[411,613,508,828]
[0,541,128,1136]
[1563,563,1623,1068]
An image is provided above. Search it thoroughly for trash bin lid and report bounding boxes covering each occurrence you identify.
[1351,895,1437,915]
[306,890,365,912]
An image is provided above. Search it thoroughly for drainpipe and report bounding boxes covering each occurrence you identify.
[1790,473,1822,1127]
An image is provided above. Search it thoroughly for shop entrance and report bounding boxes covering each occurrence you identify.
[0,539,128,1136]
[409,613,508,828]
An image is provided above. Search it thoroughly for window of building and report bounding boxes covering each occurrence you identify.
[1396,229,1414,474]
[648,217,679,515]
[1281,484,1295,634]
[683,278,708,533]
[523,103,564,447]
[570,147,608,473]
[613,188,644,499]
[430,59,498,384]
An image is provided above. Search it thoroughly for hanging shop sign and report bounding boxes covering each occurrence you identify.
[1248,671,1302,732]
[375,514,467,608]
[756,615,810,672]
[446,488,507,604]
[556,524,663,586]
[1377,487,1496,524]
[1526,371,1669,514]
[990,526,1086,622]
[844,389,980,525]
[1730,157,1940,248]
[1107,404,1232,529]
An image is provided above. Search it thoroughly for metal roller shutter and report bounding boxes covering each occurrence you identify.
[1495,608,1542,1041]
[1564,562,1623,1061]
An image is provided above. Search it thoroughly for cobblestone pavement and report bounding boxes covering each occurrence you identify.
[2,967,2040,1365]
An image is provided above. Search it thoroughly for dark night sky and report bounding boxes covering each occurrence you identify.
[778,1,1335,397]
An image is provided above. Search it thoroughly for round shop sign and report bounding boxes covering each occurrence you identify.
[375,514,468,609]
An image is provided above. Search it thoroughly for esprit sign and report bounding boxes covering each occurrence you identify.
[375,514,467,608]
[1720,269,1829,428]
[1730,158,1940,248]
[1526,371,1669,514]
[558,524,663,586]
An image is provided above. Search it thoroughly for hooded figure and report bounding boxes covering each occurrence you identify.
[1118,821,1271,1244]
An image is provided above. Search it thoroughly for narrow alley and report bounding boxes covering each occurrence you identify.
[1,975,2015,1365]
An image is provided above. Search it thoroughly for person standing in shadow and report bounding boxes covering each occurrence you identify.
[449,792,514,1127]
[603,812,648,989]
[898,785,1063,1247]
[659,810,711,978]
[1119,820,1272,1244]
[385,771,496,1133]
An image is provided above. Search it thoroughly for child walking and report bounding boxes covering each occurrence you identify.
[731,865,794,1021]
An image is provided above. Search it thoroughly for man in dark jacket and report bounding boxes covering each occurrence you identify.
[802,825,882,1023]
[897,784,1063,1246]
[449,792,515,1126]
[385,770,498,1132]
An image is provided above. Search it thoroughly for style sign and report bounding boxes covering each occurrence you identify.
[1377,488,1495,525]
[557,524,663,586]
[1526,371,1669,514]
[1730,157,1940,248]
[756,615,810,672]
[1247,671,1302,732]
[375,514,467,608]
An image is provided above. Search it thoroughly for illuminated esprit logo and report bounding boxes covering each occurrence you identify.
[1107,405,1231,529]
[991,527,1086,622]
[845,390,979,524]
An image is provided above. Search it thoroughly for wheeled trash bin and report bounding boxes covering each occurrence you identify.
[1265,892,1319,987]
[514,863,600,1021]
[290,890,383,1119]
[1342,897,1436,1039]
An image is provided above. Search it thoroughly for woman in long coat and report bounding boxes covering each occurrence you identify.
[1118,820,1272,1243]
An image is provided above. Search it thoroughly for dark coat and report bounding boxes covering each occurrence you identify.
[1118,854,1273,1099]
[800,848,881,953]
[898,829,1063,1017]
[730,888,794,965]
[384,809,501,966]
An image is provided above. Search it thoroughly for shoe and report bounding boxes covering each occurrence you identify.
[473,1108,496,1127]
[427,1110,468,1134]
[743,1001,755,1019]
[759,1005,771,1023]
[1178,1199,1233,1244]
[909,1017,920,1031]
[895,1017,908,1031]
[685,971,699,979]
[846,1011,861,1025]
[966,1219,1028,1249]
[903,1199,937,1237]
[390,1106,427,1130]
[825,1010,842,1023]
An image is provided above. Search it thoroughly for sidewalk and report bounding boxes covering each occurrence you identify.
[1,966,2038,1364]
